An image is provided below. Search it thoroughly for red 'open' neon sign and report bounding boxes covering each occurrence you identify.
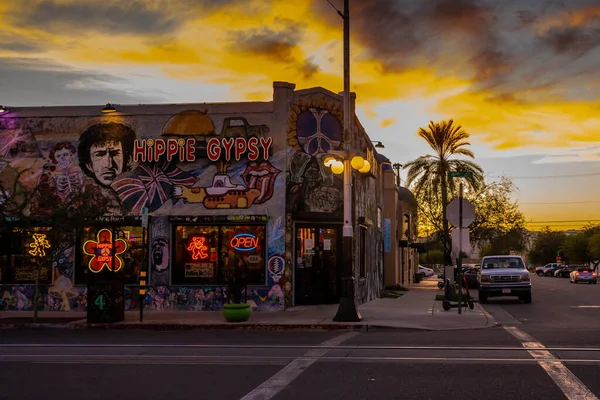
[229,233,258,252]
[186,236,209,260]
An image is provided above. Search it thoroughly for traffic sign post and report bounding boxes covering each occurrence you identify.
[140,207,148,322]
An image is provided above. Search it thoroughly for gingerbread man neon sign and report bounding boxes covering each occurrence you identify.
[28,233,51,258]
[186,236,209,260]
[83,228,128,273]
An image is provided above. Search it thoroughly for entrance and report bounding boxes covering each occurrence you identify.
[294,224,341,306]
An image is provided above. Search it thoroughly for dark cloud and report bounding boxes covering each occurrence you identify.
[228,24,320,76]
[9,1,181,36]
[539,26,600,56]
[0,58,166,106]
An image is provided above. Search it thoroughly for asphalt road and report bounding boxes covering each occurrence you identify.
[1,274,599,400]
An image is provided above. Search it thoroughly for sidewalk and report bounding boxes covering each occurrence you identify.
[0,279,496,331]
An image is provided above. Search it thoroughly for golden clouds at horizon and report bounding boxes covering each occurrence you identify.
[0,0,599,154]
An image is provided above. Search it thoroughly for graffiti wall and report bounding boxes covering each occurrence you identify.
[285,90,384,307]
[0,104,286,312]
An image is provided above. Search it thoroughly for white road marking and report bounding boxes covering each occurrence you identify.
[504,326,598,400]
[239,331,359,400]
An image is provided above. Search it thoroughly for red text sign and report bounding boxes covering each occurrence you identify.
[133,138,196,163]
[229,233,258,251]
[186,236,209,260]
[207,137,272,162]
[83,228,128,273]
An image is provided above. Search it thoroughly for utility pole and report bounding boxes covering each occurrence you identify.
[334,0,362,322]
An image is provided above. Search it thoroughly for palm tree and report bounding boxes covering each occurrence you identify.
[404,120,484,265]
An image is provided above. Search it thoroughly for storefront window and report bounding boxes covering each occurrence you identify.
[172,224,266,285]
[75,226,143,285]
[0,227,53,284]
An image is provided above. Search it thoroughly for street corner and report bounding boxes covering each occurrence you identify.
[474,302,499,327]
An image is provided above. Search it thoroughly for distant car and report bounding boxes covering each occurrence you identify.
[536,263,563,276]
[554,265,577,278]
[418,265,435,277]
[478,255,531,303]
[463,266,480,289]
[570,267,597,284]
[544,265,564,276]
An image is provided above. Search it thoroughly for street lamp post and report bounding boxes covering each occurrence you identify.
[324,0,363,322]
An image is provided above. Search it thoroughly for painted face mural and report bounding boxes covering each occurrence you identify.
[78,122,135,187]
[151,238,169,273]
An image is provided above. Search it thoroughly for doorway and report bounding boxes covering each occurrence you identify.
[294,224,342,306]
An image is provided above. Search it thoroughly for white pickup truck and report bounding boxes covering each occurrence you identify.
[478,255,532,304]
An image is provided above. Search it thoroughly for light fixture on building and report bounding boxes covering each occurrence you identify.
[0,106,8,114]
[102,103,117,113]
[373,141,384,149]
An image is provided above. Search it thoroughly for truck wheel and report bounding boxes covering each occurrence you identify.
[479,291,488,304]
[523,293,532,304]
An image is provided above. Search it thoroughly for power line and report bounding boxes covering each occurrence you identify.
[524,219,600,224]
[496,172,600,179]
[520,200,600,205]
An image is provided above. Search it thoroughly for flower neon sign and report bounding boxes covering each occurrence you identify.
[186,236,209,260]
[28,233,51,258]
[83,228,128,273]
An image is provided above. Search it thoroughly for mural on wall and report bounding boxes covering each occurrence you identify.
[286,95,344,214]
[150,216,170,286]
[0,107,286,312]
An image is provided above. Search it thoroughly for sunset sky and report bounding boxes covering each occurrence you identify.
[1,0,599,230]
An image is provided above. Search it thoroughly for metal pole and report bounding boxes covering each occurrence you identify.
[334,0,361,322]
[458,183,463,314]
[140,226,146,322]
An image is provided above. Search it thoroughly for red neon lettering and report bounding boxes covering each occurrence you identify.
[222,138,234,161]
[133,140,146,162]
[234,138,247,161]
[155,139,166,160]
[247,137,259,161]
[186,236,209,260]
[207,138,221,161]
[259,137,272,160]
[229,236,258,249]
[166,139,178,162]
[83,228,128,273]
[185,138,196,162]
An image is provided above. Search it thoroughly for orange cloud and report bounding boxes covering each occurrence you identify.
[379,118,396,128]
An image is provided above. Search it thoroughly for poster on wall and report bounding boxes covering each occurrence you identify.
[384,218,391,253]
[305,238,313,250]
[185,263,214,278]
[323,239,331,251]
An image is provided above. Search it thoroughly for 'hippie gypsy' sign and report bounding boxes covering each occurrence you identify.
[207,137,273,162]
[133,138,196,163]
[83,229,128,273]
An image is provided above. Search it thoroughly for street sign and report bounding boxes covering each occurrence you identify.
[141,207,149,228]
[446,198,475,227]
[451,228,471,257]
[448,171,473,178]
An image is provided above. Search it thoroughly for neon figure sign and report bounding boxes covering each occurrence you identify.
[28,233,51,258]
[229,233,258,252]
[186,236,209,260]
[83,228,128,273]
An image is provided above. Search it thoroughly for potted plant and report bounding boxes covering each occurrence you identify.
[223,266,251,322]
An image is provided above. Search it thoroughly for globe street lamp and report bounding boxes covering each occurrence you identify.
[323,152,370,322]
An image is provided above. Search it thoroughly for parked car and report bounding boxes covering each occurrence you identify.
[543,264,564,276]
[554,265,577,278]
[418,265,435,277]
[570,267,597,284]
[478,255,531,303]
[463,266,480,289]
[536,263,563,276]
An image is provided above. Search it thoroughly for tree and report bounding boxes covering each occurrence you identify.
[562,233,591,265]
[528,227,566,265]
[0,163,123,321]
[588,233,600,270]
[404,120,484,265]
[467,177,527,254]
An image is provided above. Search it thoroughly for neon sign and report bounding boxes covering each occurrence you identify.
[230,233,258,252]
[83,228,128,273]
[186,236,209,260]
[133,138,196,163]
[28,233,51,258]
[207,137,272,162]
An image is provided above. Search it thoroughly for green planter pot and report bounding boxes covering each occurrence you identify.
[223,302,252,322]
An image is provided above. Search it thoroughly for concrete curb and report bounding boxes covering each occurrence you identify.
[475,303,499,327]
[0,321,501,332]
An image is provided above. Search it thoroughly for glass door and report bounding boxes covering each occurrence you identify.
[294,225,340,305]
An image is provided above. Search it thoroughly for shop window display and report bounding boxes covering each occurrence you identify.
[0,227,53,284]
[172,225,266,285]
[75,226,143,285]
